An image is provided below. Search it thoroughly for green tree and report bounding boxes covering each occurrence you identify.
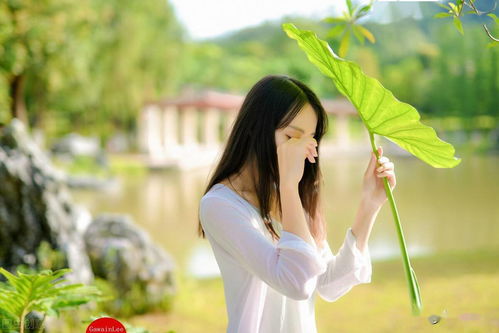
[0,0,88,124]
[0,0,184,144]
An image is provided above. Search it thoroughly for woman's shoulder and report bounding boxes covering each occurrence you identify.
[200,184,248,215]
[200,183,276,241]
[199,189,260,238]
[201,183,230,202]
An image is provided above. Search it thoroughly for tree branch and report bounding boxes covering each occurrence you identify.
[464,0,499,42]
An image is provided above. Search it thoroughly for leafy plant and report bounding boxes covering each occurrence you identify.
[92,276,174,318]
[322,0,375,57]
[433,0,498,44]
[435,0,466,35]
[36,241,66,271]
[327,0,498,51]
[0,267,103,333]
[282,23,462,316]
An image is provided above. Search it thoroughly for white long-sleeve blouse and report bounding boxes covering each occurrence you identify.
[199,183,372,333]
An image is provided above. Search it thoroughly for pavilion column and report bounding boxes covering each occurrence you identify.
[180,106,198,147]
[138,109,147,153]
[202,107,220,147]
[334,114,350,149]
[141,105,163,156]
[162,105,179,152]
[224,110,237,140]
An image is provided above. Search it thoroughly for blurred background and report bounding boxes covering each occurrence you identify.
[0,0,498,332]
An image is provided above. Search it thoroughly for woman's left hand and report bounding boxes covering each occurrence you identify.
[361,146,396,209]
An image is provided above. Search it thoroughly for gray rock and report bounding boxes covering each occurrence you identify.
[51,133,101,158]
[1,119,177,315]
[66,174,119,190]
[0,119,94,284]
[84,213,176,306]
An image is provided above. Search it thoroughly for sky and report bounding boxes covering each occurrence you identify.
[168,0,348,40]
[169,0,430,41]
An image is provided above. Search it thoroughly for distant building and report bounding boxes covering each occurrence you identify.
[139,88,367,170]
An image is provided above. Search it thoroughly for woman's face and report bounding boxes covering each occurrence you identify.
[275,103,318,147]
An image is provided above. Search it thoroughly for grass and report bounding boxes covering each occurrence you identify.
[52,153,148,178]
[127,246,499,333]
[107,153,148,176]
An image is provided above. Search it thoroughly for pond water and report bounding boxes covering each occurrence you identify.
[71,152,499,279]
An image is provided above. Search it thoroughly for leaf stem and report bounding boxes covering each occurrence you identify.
[20,308,27,333]
[368,131,423,316]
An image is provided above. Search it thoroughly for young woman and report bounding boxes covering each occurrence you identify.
[197,74,396,333]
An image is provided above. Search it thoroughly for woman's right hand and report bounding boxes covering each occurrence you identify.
[277,135,318,187]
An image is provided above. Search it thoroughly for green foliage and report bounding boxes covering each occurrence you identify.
[454,16,465,35]
[178,17,336,98]
[0,268,102,333]
[420,21,498,124]
[0,0,184,140]
[1,0,496,146]
[36,241,66,271]
[434,0,499,40]
[282,23,461,168]
[489,13,499,25]
[92,277,174,318]
[52,155,110,178]
[107,154,147,176]
[322,0,375,57]
[179,12,497,147]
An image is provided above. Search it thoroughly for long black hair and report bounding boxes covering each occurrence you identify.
[198,74,329,249]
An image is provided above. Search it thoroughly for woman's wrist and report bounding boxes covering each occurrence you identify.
[279,180,316,247]
[279,179,298,192]
[359,195,382,215]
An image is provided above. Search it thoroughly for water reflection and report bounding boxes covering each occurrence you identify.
[187,244,221,278]
[71,152,499,278]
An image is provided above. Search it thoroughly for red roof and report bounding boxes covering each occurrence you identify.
[144,89,357,116]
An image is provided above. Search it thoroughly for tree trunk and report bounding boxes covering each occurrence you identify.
[10,74,29,126]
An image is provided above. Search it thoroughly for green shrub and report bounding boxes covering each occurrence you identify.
[0,268,102,333]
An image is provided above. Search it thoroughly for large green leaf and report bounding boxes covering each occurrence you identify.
[282,23,461,168]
